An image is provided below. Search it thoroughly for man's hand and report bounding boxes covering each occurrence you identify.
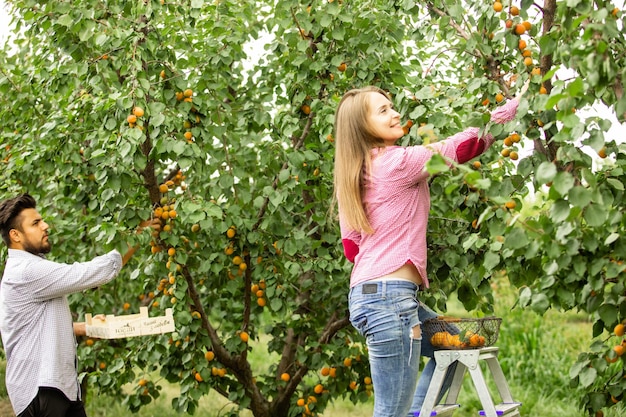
[74,315,106,337]
[137,218,162,234]
[73,322,87,337]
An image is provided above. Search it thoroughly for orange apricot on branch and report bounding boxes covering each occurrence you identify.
[133,106,145,117]
[493,1,503,12]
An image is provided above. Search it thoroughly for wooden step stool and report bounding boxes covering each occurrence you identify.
[417,346,521,417]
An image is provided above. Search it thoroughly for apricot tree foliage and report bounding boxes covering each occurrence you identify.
[0,0,624,416]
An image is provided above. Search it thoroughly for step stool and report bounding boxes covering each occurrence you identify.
[418,346,521,417]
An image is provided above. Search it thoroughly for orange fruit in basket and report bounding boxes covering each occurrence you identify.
[430,331,450,347]
[442,334,460,348]
[469,333,483,347]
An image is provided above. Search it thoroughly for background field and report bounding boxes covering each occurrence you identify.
[1,274,624,416]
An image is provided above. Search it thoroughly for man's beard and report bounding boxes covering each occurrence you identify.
[22,238,51,255]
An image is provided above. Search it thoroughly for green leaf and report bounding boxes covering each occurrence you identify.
[578,366,597,388]
[150,113,165,127]
[57,14,73,27]
[598,303,618,325]
[425,154,450,175]
[568,185,592,208]
[530,293,550,314]
[483,251,500,272]
[550,200,571,222]
[535,162,557,184]
[606,178,624,191]
[566,77,584,96]
[552,171,575,196]
[583,204,607,227]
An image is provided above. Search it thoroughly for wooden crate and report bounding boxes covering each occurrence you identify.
[85,306,175,339]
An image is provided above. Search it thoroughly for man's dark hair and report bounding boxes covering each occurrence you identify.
[0,194,37,246]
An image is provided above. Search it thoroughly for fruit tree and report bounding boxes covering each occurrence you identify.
[0,0,625,416]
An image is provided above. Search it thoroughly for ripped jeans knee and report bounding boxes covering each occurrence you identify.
[412,323,422,340]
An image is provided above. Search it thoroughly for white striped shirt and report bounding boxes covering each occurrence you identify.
[0,249,122,415]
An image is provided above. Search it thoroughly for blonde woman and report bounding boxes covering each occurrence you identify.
[333,86,521,417]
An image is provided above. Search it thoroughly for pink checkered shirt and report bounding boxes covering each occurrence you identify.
[340,99,519,288]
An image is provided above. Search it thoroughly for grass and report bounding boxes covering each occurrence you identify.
[1,275,624,416]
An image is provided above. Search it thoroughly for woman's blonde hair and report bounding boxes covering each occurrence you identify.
[332,86,389,234]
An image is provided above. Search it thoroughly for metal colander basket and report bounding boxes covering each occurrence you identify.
[423,316,502,350]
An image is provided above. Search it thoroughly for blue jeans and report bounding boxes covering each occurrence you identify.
[349,280,422,417]
[407,303,458,416]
